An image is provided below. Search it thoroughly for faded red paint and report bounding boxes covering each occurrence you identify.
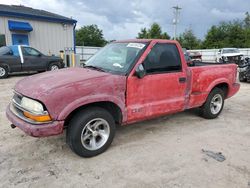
[6,105,64,137]
[6,39,240,137]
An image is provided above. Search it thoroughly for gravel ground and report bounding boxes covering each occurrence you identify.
[0,74,250,188]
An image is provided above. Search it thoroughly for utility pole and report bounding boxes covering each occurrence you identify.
[172,5,181,40]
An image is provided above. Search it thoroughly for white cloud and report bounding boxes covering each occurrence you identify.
[0,0,248,40]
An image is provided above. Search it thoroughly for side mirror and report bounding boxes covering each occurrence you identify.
[38,53,42,57]
[135,64,146,79]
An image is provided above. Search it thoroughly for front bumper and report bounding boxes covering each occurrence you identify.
[227,83,240,98]
[6,104,64,137]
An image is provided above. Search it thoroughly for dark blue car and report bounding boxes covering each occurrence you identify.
[0,45,64,78]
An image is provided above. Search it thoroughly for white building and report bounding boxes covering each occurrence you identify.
[0,4,77,55]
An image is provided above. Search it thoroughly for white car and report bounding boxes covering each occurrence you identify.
[216,48,244,64]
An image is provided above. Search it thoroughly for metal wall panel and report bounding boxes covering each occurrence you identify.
[76,46,101,61]
[0,16,74,55]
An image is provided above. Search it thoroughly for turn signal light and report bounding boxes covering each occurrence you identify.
[23,111,51,122]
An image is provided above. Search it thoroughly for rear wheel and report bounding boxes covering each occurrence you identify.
[200,88,225,119]
[67,107,116,157]
[0,66,8,79]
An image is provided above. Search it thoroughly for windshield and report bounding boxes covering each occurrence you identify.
[85,42,148,74]
[223,49,239,54]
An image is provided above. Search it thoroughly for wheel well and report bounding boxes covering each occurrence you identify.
[213,83,229,97]
[48,61,60,66]
[0,64,9,71]
[64,101,123,128]
[47,62,60,70]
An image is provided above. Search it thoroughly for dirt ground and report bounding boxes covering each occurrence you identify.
[0,74,250,188]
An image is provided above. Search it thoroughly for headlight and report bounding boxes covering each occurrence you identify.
[21,97,44,114]
[20,97,51,122]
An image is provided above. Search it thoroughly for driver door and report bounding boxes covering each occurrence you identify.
[126,42,187,123]
[21,46,46,71]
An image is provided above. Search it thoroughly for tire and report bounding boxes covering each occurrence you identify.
[239,72,246,82]
[67,107,116,157]
[200,88,225,119]
[0,66,8,79]
[48,63,60,71]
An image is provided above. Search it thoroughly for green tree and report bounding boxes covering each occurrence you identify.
[202,21,247,48]
[227,21,245,48]
[149,23,162,38]
[177,29,201,49]
[137,23,170,39]
[244,12,250,47]
[137,28,148,39]
[244,12,250,29]
[202,23,227,48]
[76,25,107,47]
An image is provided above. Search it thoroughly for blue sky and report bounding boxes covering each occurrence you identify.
[0,0,249,40]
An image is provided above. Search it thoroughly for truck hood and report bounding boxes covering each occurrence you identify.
[45,55,62,61]
[14,67,127,119]
[222,52,243,57]
[15,67,119,98]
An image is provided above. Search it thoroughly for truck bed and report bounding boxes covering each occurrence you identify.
[187,62,237,109]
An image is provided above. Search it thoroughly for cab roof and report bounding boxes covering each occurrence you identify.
[115,39,178,44]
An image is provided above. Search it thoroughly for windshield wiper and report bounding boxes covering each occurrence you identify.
[83,65,106,72]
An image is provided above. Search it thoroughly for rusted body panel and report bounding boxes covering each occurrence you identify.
[126,40,188,123]
[187,64,238,108]
[6,39,240,137]
[14,68,127,121]
[6,105,64,137]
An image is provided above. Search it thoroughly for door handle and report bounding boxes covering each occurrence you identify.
[179,77,186,83]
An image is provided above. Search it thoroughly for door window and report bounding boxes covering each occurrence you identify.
[22,47,40,56]
[144,43,182,74]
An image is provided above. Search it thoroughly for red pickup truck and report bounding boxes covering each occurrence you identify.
[6,39,240,157]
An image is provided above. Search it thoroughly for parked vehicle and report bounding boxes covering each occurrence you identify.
[238,57,250,82]
[182,48,201,66]
[216,48,244,64]
[6,39,240,157]
[182,48,191,62]
[0,45,64,78]
[188,51,202,62]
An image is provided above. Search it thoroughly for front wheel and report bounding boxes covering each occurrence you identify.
[67,107,116,157]
[48,63,60,71]
[219,58,224,63]
[200,88,225,119]
[0,66,8,79]
[239,72,247,82]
